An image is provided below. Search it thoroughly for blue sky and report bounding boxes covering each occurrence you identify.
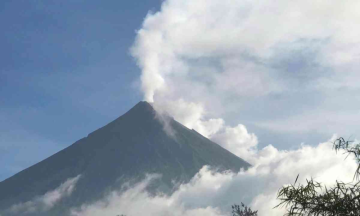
[2,1,360,215]
[0,0,162,181]
[2,0,360,184]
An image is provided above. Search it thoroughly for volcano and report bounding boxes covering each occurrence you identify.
[0,101,250,216]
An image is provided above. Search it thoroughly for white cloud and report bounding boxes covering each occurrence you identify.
[152,99,225,138]
[71,174,225,216]
[7,175,81,215]
[71,137,357,216]
[211,124,258,163]
[131,0,360,143]
[127,0,360,215]
[132,0,360,100]
[254,109,360,137]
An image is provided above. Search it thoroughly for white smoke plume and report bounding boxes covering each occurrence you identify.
[211,124,258,164]
[131,0,360,139]
[126,0,360,215]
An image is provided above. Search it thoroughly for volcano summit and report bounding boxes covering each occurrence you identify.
[0,101,250,216]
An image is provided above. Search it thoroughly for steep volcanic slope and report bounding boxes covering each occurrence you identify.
[0,101,250,215]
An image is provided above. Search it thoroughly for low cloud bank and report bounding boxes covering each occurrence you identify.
[72,137,357,216]
[6,175,81,215]
[72,1,360,215]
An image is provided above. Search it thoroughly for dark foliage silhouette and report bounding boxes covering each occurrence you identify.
[232,203,258,216]
[275,137,360,216]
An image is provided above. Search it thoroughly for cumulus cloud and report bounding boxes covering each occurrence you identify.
[211,124,258,163]
[153,99,225,138]
[131,0,360,143]
[71,174,225,216]
[125,0,360,215]
[71,137,357,216]
[7,175,81,215]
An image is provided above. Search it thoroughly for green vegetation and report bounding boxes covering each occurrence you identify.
[117,137,360,216]
[232,203,258,216]
[275,137,360,215]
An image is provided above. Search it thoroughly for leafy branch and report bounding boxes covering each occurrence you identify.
[275,137,360,216]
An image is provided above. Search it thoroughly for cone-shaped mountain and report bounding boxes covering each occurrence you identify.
[0,101,250,215]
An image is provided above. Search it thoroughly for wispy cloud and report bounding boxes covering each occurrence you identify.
[131,0,360,145]
[71,137,357,215]
[128,2,360,214]
[6,175,81,215]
